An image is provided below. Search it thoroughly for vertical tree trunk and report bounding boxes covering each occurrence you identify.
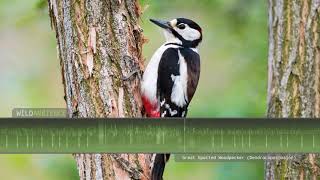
[266,0,320,179]
[48,0,151,179]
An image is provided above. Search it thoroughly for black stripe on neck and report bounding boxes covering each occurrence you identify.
[165,43,184,47]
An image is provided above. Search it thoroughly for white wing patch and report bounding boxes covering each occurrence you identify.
[170,51,188,107]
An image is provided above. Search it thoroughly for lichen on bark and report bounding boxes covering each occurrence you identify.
[267,0,320,118]
[266,0,320,179]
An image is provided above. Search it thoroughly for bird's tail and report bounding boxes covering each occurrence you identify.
[151,154,170,180]
[142,95,168,179]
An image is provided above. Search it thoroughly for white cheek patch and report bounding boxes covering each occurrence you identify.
[175,25,201,41]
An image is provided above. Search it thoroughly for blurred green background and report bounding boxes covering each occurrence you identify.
[0,0,267,179]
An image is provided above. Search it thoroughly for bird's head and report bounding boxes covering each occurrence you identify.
[150,18,202,48]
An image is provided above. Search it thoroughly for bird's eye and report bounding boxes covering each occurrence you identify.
[177,24,186,29]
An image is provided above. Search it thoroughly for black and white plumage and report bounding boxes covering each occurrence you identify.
[158,46,200,117]
[141,18,202,180]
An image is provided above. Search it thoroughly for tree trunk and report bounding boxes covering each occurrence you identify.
[266,0,320,179]
[48,0,151,179]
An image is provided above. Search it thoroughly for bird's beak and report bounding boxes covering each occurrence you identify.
[150,19,172,30]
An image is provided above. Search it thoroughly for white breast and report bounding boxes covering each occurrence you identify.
[141,44,179,104]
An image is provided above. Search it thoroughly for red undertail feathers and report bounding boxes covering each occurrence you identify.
[142,95,160,117]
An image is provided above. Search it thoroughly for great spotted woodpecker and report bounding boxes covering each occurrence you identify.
[141,18,202,180]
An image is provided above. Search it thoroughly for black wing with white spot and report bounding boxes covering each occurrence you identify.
[157,48,194,117]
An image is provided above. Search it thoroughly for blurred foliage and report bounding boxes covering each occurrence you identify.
[35,0,47,10]
[0,0,267,179]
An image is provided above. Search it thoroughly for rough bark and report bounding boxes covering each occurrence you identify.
[266,0,320,179]
[48,0,151,179]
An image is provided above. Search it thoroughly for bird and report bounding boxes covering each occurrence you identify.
[140,18,202,180]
